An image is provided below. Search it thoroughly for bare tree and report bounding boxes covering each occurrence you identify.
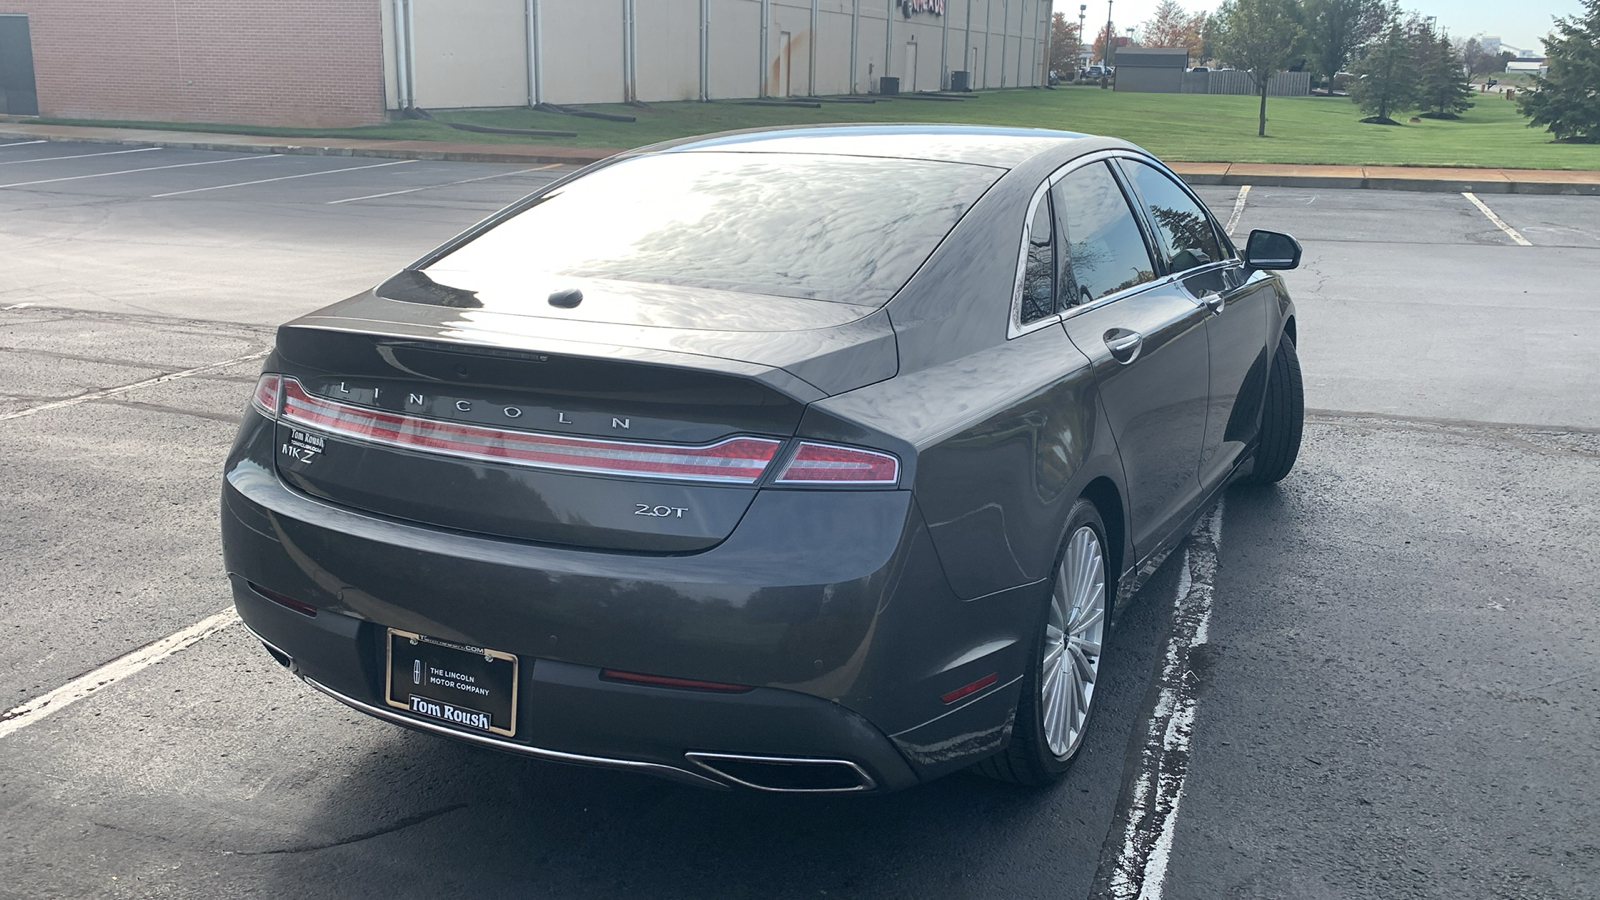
[1214,0,1307,136]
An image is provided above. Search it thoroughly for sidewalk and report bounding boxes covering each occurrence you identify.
[4,120,1599,194]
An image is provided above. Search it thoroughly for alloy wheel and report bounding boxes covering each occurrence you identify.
[1041,524,1106,758]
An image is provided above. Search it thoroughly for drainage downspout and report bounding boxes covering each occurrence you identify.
[810,0,819,97]
[964,0,974,86]
[699,0,710,100]
[391,0,412,109]
[940,0,949,90]
[524,0,541,106]
[884,0,893,90]
[850,0,860,94]
[982,0,992,89]
[759,0,770,98]
[1037,0,1049,86]
[1000,0,1009,88]
[624,0,638,103]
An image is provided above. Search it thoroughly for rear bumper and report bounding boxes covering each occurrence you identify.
[232,579,920,791]
[221,413,1037,790]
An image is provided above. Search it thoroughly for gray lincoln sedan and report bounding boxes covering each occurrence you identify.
[221,125,1303,793]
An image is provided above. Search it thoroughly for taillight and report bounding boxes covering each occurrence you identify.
[252,374,282,419]
[774,441,900,487]
[274,377,781,484]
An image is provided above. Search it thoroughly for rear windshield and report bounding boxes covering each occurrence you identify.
[423,151,1002,305]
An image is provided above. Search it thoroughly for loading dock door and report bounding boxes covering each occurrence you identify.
[0,14,39,116]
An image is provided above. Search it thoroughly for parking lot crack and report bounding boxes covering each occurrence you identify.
[229,803,471,856]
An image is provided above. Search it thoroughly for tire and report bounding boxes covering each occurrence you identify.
[1242,332,1304,485]
[975,499,1110,786]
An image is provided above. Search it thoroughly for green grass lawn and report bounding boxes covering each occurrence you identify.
[38,87,1600,171]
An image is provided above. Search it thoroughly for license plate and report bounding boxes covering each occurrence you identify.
[385,629,518,737]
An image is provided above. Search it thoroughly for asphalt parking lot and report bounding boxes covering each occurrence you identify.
[2,140,1597,899]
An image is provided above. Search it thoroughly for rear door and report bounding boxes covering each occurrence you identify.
[1049,160,1212,555]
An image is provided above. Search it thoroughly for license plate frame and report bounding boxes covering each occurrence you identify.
[385,628,519,737]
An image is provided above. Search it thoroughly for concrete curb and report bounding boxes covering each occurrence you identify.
[4,122,1598,193]
[0,125,615,166]
[1171,167,1600,195]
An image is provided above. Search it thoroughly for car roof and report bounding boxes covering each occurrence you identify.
[642,124,1119,168]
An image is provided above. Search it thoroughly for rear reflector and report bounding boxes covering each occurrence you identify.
[247,581,318,617]
[600,669,754,693]
[940,672,999,704]
[270,377,781,484]
[775,441,900,486]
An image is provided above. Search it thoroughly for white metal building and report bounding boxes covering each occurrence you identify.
[382,0,1056,110]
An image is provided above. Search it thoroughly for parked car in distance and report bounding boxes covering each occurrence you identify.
[222,125,1305,793]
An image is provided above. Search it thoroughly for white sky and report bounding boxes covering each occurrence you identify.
[1086,0,1580,55]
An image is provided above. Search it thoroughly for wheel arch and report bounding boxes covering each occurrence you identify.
[1079,476,1126,595]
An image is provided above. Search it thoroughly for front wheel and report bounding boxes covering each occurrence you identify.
[1243,332,1304,485]
[976,500,1109,786]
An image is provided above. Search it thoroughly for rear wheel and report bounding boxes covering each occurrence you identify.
[1243,332,1303,485]
[976,500,1108,786]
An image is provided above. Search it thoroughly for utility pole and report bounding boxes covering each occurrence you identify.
[1103,0,1113,68]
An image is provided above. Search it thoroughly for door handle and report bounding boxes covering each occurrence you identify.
[1200,292,1226,315]
[1104,329,1144,364]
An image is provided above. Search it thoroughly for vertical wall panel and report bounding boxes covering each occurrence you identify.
[635,1,701,101]
[540,1,625,104]
[707,0,759,99]
[410,0,527,109]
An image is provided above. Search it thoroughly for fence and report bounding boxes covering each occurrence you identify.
[1184,70,1311,96]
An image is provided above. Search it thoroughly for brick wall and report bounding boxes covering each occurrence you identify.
[2,1,385,127]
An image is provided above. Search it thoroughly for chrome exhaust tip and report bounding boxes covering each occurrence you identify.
[685,752,876,792]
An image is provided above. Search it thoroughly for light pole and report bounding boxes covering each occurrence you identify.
[1103,0,1114,69]
[1078,4,1086,75]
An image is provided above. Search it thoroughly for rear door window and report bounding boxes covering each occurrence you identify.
[1051,162,1157,307]
[1119,159,1226,274]
[1020,192,1057,324]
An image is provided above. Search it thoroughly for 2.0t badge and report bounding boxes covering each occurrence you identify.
[635,504,688,518]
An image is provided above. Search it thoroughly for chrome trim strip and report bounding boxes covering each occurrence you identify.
[684,752,877,793]
[301,676,731,791]
[276,377,781,485]
[1007,149,1240,338]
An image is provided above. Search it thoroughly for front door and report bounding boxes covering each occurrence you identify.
[1117,159,1273,488]
[0,14,39,116]
[905,41,919,92]
[1052,161,1211,555]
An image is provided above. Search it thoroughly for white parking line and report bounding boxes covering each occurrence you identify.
[151,158,420,198]
[0,140,48,148]
[325,162,563,205]
[0,146,161,167]
[1224,185,1250,237]
[0,349,269,422]
[1105,501,1225,900]
[0,154,275,189]
[0,609,238,740]
[1464,192,1532,246]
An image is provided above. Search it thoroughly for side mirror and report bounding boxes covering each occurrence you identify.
[1242,230,1302,270]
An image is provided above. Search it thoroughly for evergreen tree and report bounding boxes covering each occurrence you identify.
[1517,0,1600,142]
[1418,31,1473,118]
[1349,20,1416,123]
